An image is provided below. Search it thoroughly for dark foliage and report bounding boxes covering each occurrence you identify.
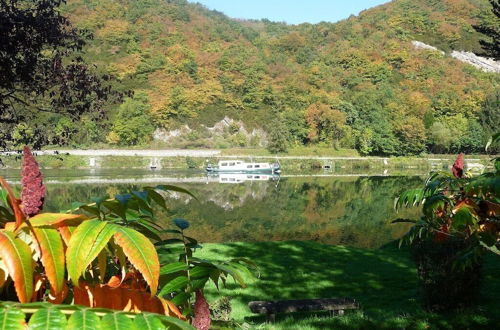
[411,238,483,312]
[0,0,121,149]
[473,0,500,60]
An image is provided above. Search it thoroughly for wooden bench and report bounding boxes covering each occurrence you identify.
[248,298,359,321]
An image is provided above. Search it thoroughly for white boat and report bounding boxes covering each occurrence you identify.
[216,173,280,184]
[206,160,281,174]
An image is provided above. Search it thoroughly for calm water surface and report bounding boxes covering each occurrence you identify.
[1,168,423,249]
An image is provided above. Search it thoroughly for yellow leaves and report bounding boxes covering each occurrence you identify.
[107,54,141,79]
[96,19,130,41]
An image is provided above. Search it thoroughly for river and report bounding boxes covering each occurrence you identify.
[0,168,423,249]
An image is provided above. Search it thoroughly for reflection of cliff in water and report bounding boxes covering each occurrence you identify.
[164,176,423,248]
[12,172,423,249]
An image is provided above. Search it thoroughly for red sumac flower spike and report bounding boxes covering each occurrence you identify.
[192,289,211,330]
[20,146,46,217]
[452,153,464,179]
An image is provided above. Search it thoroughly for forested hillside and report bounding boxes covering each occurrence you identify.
[9,0,500,154]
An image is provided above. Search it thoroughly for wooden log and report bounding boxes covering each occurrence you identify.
[248,298,358,315]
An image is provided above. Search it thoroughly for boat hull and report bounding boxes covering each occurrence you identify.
[206,168,280,174]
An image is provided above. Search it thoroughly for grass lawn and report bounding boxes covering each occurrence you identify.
[196,241,500,329]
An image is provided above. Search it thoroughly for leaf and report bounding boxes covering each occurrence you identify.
[0,307,26,330]
[171,292,190,306]
[115,194,132,206]
[395,188,425,210]
[66,220,108,286]
[144,189,167,210]
[160,262,188,275]
[98,250,107,283]
[28,307,67,330]
[102,201,127,220]
[452,207,476,231]
[158,276,188,297]
[57,223,78,246]
[101,312,135,330]
[66,309,101,330]
[29,213,86,227]
[215,264,246,287]
[173,218,189,230]
[134,314,164,330]
[31,227,65,295]
[485,132,500,151]
[480,242,500,256]
[113,227,160,295]
[0,230,33,303]
[155,185,197,200]
[0,177,24,228]
[189,266,211,279]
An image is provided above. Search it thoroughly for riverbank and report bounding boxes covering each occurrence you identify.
[195,241,500,329]
[0,148,493,171]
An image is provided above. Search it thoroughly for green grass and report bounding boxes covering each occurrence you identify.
[196,241,500,329]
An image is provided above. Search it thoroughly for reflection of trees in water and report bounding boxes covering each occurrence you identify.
[41,176,423,248]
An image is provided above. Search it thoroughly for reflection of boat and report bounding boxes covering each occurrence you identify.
[209,173,280,184]
[206,160,281,174]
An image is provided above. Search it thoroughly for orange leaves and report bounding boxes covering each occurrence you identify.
[31,227,65,295]
[73,283,185,319]
[0,230,33,303]
[113,227,160,295]
[0,177,24,228]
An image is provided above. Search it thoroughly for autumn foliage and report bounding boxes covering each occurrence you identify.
[0,147,180,318]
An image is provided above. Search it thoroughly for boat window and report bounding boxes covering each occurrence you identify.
[229,162,235,166]
[255,176,260,179]
[230,178,235,181]
[221,163,227,166]
[247,165,253,168]
[254,165,260,168]
[221,178,227,181]
[247,175,253,178]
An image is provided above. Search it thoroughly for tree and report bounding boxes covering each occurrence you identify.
[305,103,347,148]
[267,117,290,154]
[0,0,120,149]
[473,0,500,60]
[107,92,155,146]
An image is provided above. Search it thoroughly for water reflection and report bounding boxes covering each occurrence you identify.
[208,173,280,184]
[0,169,423,248]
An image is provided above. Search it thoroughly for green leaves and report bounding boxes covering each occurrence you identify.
[101,313,135,330]
[66,220,110,286]
[67,309,100,330]
[0,307,25,330]
[394,188,426,210]
[452,207,476,231]
[29,307,67,330]
[0,230,33,303]
[66,220,161,294]
[0,303,194,330]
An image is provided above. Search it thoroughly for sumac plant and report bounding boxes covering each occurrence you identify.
[394,137,499,311]
[0,147,192,328]
[156,218,258,327]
